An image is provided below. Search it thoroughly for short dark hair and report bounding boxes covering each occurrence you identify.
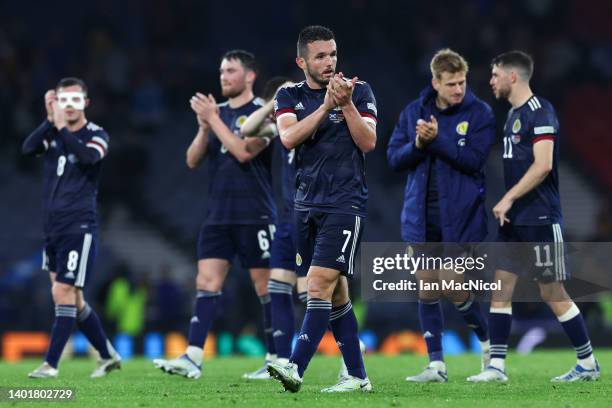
[56,77,88,95]
[262,76,292,101]
[297,25,335,58]
[222,49,257,73]
[491,50,534,81]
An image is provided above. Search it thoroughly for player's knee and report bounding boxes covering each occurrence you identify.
[331,289,349,306]
[419,289,441,301]
[195,272,222,292]
[270,268,296,284]
[491,272,516,303]
[330,277,349,305]
[307,276,335,301]
[442,288,466,303]
[418,278,441,301]
[539,282,568,303]
[51,283,76,305]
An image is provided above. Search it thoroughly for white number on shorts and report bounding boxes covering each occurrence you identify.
[502,137,513,159]
[257,230,270,251]
[342,230,352,253]
[57,155,67,176]
[67,250,79,272]
[533,244,553,267]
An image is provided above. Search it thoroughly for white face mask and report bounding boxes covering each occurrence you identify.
[57,92,86,110]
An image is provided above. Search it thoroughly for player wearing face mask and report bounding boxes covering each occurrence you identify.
[22,77,119,379]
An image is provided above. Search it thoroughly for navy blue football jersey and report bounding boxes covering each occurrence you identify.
[278,139,297,223]
[205,98,277,225]
[22,120,109,235]
[274,80,377,216]
[502,95,562,225]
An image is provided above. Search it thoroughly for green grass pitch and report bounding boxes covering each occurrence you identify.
[1,351,610,407]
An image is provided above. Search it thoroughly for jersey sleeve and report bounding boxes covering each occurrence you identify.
[274,88,297,120]
[22,120,54,156]
[354,82,378,126]
[85,130,110,159]
[60,126,109,165]
[530,108,558,144]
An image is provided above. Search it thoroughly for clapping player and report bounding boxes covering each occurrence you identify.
[23,78,121,379]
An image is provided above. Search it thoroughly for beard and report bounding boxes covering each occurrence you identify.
[495,86,511,100]
[306,64,332,88]
[222,84,246,99]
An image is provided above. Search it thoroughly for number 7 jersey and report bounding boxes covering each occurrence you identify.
[501,95,562,225]
[274,80,377,217]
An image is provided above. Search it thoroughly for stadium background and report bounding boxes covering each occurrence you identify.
[0,0,611,361]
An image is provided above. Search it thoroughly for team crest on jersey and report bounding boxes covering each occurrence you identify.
[236,115,248,128]
[456,121,469,136]
[329,112,345,124]
[511,134,521,144]
[512,118,521,133]
[296,253,302,267]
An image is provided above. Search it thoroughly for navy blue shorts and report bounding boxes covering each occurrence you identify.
[43,232,97,288]
[295,210,364,278]
[197,223,275,269]
[408,218,470,260]
[270,222,300,274]
[496,223,569,282]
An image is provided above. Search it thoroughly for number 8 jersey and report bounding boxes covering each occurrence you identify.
[23,120,109,235]
[502,95,562,225]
